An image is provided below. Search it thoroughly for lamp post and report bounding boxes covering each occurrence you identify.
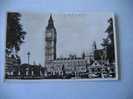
[27,52,30,64]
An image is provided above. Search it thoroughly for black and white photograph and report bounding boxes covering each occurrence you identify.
[5,12,118,80]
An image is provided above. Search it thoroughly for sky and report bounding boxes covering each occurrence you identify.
[18,12,113,66]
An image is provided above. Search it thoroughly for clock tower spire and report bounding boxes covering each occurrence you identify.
[45,14,56,64]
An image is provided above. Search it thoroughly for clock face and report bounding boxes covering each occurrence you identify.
[46,32,52,38]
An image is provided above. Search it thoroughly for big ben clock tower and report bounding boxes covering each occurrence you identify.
[45,14,56,64]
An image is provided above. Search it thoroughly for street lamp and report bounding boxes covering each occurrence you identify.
[27,52,30,64]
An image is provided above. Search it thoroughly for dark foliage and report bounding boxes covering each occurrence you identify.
[101,18,115,63]
[94,50,101,60]
[6,12,26,55]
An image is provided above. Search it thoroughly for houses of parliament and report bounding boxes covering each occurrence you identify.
[44,15,94,78]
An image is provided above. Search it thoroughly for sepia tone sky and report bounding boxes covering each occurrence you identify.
[18,12,114,66]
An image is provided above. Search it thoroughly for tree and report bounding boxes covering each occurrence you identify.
[101,18,115,63]
[82,52,85,59]
[6,12,26,56]
[92,41,101,60]
[92,41,97,51]
[94,50,101,60]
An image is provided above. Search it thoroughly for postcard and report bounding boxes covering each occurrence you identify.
[5,12,118,80]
